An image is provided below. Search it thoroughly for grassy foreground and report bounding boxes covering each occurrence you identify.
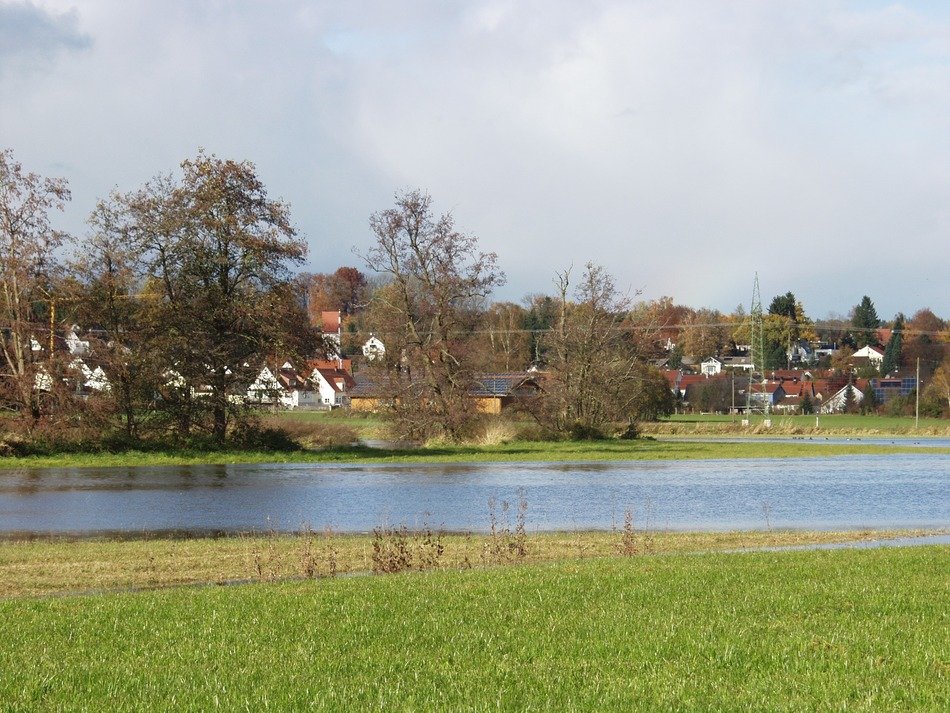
[2,546,947,709]
[1,437,947,469]
[3,528,940,598]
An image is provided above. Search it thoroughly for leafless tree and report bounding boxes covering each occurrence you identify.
[0,149,70,427]
[361,190,504,441]
[531,263,668,438]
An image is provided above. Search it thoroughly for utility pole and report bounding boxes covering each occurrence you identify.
[915,357,920,429]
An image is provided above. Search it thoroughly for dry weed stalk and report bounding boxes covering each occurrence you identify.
[620,507,638,556]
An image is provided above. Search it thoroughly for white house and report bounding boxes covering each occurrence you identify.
[786,340,816,365]
[311,366,355,408]
[65,326,90,355]
[70,358,110,392]
[362,334,385,361]
[700,357,723,376]
[247,362,322,409]
[820,381,866,413]
[852,344,885,367]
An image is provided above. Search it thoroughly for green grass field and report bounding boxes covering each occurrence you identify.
[2,546,947,710]
[0,437,947,469]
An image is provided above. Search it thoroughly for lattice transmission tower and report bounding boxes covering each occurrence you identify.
[746,273,767,414]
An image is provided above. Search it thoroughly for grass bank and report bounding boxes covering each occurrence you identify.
[2,546,947,709]
[644,413,950,437]
[3,528,941,599]
[1,438,947,469]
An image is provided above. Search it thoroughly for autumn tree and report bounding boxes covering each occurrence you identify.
[362,189,504,441]
[926,357,950,411]
[477,302,531,372]
[681,308,727,358]
[305,266,369,322]
[117,152,314,441]
[0,149,70,427]
[902,308,946,381]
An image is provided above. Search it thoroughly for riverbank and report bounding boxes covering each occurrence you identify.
[1,437,948,469]
[2,527,943,598]
[643,413,950,437]
[2,545,946,709]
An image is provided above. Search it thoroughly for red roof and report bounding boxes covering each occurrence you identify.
[314,367,355,393]
[750,381,784,394]
[661,370,680,388]
[310,358,352,374]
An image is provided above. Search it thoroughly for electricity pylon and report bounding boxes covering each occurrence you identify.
[746,273,767,415]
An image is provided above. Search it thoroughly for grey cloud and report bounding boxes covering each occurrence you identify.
[0,1,91,67]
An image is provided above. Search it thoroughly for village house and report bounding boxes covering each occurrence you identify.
[348,371,540,414]
[852,344,885,368]
[362,334,385,361]
[700,357,723,376]
[470,373,542,414]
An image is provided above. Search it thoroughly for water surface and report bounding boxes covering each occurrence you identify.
[1,453,947,536]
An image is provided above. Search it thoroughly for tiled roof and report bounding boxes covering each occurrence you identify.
[471,372,538,397]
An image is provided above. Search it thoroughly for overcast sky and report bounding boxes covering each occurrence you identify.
[2,0,948,319]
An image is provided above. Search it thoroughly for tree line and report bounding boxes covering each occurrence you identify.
[1,149,315,447]
[2,148,948,449]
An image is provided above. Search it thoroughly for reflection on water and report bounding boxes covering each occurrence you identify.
[0,454,947,536]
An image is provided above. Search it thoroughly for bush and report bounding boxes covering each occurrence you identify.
[568,421,607,440]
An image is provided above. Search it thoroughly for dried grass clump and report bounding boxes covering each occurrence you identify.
[260,416,357,449]
[478,421,518,446]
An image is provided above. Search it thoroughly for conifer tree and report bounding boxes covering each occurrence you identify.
[880,314,904,375]
[851,296,880,348]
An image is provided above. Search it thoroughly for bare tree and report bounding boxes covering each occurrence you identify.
[0,149,70,427]
[532,263,663,438]
[67,194,166,439]
[362,190,504,441]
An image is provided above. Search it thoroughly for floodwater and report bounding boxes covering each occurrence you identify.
[0,452,947,537]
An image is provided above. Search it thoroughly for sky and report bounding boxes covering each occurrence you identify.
[2,0,948,320]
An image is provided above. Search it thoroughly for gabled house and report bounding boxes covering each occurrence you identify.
[700,357,723,376]
[720,356,753,371]
[362,334,385,361]
[820,379,869,413]
[747,381,786,410]
[786,340,816,365]
[69,357,110,393]
[852,344,885,368]
[247,361,323,409]
[311,366,355,408]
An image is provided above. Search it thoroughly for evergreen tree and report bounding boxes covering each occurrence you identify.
[851,296,880,348]
[764,340,787,370]
[880,314,904,375]
[860,381,878,414]
[801,391,814,415]
[842,382,856,413]
[768,292,797,320]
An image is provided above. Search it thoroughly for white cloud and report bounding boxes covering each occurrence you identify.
[1,0,948,318]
